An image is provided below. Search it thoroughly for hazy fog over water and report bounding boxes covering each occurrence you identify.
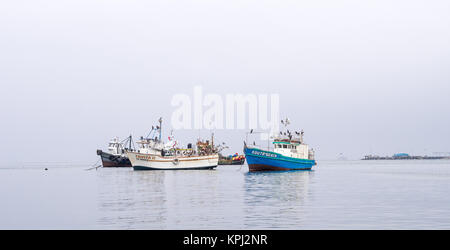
[1,0,449,166]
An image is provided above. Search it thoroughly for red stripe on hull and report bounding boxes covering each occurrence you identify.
[248,164,311,172]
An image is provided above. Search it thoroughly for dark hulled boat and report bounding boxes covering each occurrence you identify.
[96,149,131,167]
[96,137,133,167]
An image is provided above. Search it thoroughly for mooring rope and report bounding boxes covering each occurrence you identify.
[237,162,245,172]
[85,159,102,171]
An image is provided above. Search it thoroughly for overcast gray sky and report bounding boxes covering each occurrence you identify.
[1,0,449,165]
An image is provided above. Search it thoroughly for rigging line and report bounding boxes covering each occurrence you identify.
[85,158,101,171]
[237,163,244,172]
[129,135,136,151]
[120,135,132,145]
[145,128,155,139]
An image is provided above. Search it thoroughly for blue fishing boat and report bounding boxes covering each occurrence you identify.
[244,119,316,172]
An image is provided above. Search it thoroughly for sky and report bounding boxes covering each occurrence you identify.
[0,0,449,166]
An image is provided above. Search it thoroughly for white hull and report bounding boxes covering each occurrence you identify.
[127,152,219,170]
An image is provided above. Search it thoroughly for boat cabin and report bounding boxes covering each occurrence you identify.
[108,138,126,156]
[136,138,165,155]
[272,135,315,160]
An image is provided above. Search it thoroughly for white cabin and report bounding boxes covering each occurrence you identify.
[272,135,315,160]
[136,138,165,155]
[108,138,126,156]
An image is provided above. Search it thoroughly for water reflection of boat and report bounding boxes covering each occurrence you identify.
[243,170,313,228]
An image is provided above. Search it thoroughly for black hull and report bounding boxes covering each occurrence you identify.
[97,150,132,167]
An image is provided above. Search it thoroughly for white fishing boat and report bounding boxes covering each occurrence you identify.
[126,118,219,170]
[127,153,219,170]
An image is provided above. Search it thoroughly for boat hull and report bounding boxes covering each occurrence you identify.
[97,150,131,167]
[244,146,315,172]
[127,152,219,170]
[218,157,246,165]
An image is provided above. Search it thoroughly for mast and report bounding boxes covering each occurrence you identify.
[158,117,162,141]
[129,134,132,151]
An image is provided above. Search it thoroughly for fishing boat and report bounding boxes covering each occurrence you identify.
[244,118,316,171]
[218,153,246,165]
[126,118,219,170]
[96,136,133,167]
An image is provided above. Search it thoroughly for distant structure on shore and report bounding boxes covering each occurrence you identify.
[362,153,450,160]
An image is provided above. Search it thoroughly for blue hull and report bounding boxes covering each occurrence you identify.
[244,146,316,172]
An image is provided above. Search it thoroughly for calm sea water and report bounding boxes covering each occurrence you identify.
[1,160,449,229]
